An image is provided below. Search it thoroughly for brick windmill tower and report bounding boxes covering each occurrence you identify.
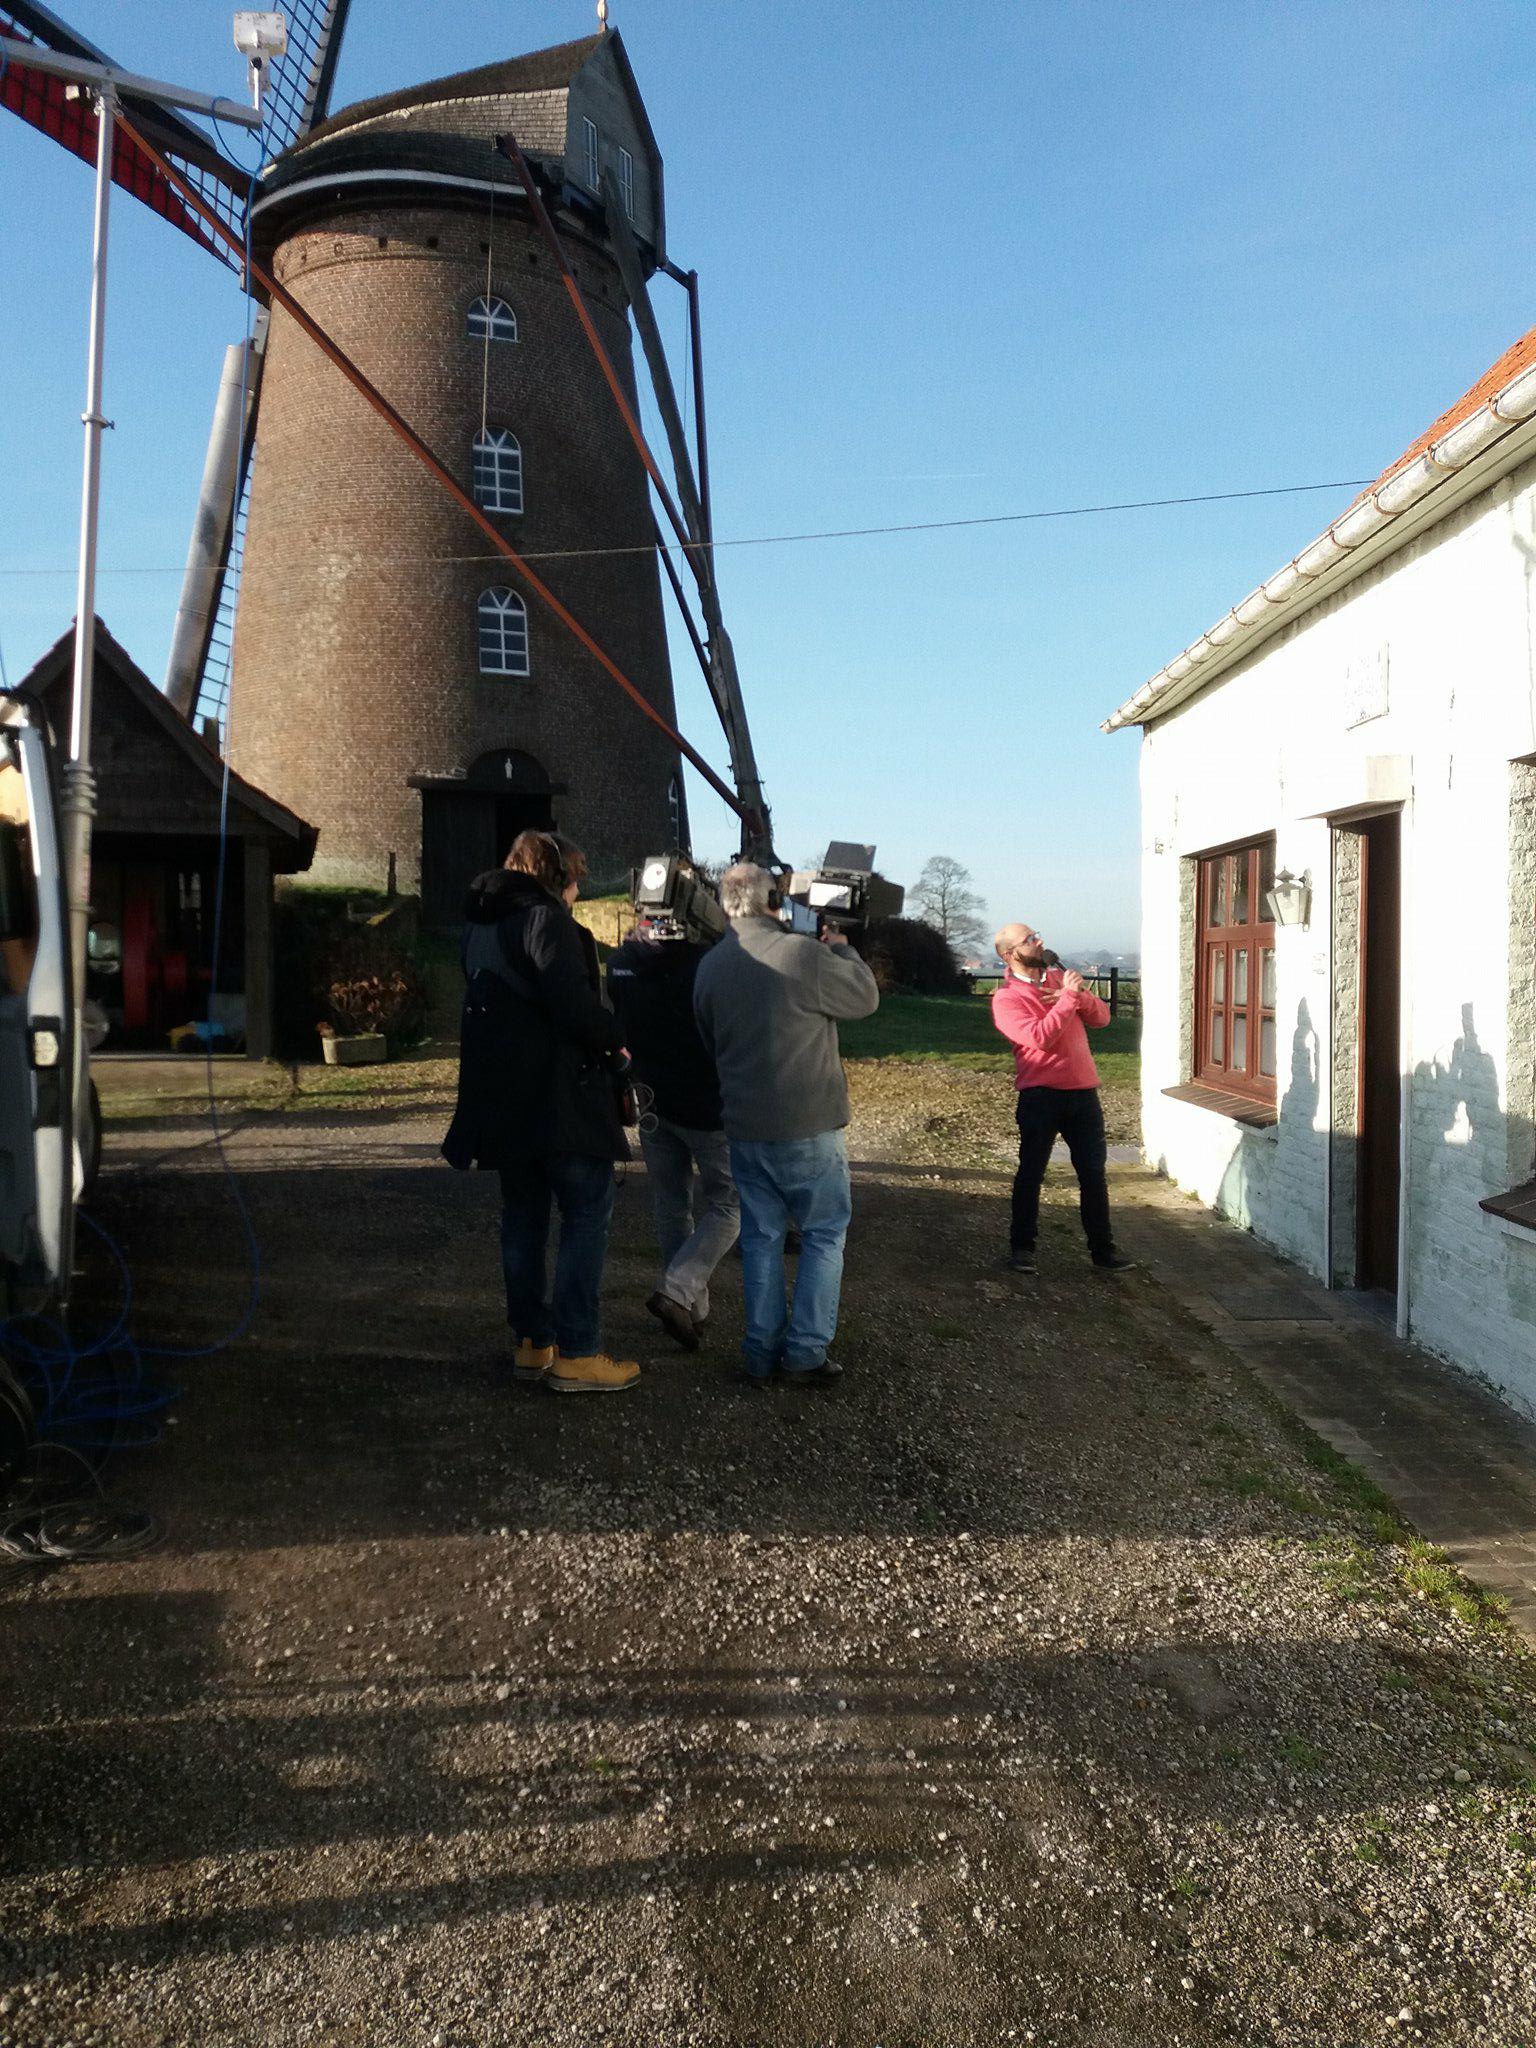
[226,27,688,918]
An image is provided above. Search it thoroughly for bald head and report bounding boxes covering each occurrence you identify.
[995,921,1046,973]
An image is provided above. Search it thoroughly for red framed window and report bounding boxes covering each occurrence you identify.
[1196,839,1276,1103]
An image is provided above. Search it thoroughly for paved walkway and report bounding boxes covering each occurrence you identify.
[1113,1164,1536,1643]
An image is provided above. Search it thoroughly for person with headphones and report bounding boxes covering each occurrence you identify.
[442,829,639,1392]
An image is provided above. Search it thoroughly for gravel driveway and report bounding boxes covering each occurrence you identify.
[2,1068,1533,2046]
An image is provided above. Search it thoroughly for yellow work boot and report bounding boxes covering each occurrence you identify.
[548,1350,640,1394]
[513,1340,556,1384]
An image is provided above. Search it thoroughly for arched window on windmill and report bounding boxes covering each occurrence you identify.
[472,428,523,515]
[478,588,530,678]
[467,295,518,343]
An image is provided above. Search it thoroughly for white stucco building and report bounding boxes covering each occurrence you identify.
[1107,329,1536,1417]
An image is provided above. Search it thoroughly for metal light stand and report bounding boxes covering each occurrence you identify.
[0,30,263,1278]
[61,86,114,1067]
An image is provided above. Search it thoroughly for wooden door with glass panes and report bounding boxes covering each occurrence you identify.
[1196,840,1277,1105]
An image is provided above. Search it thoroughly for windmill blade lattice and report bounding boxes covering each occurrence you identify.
[190,458,253,736]
[255,0,353,158]
[1,2,360,733]
[0,3,250,271]
[177,0,356,733]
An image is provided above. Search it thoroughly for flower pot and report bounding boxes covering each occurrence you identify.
[320,1031,388,1067]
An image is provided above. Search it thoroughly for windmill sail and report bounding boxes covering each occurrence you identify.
[0,2,250,267]
[0,1,356,725]
[255,0,354,154]
[189,447,255,739]
[175,0,355,730]
[160,0,356,729]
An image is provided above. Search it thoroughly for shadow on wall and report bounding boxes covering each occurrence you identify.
[1210,997,1320,1237]
[1412,1003,1535,1192]
[1411,1003,1536,1336]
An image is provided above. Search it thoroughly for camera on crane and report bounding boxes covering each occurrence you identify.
[781,841,904,941]
[631,852,727,946]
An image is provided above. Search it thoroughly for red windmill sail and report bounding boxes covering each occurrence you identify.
[0,6,251,269]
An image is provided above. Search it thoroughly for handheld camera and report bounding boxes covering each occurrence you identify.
[631,853,727,945]
[781,841,904,940]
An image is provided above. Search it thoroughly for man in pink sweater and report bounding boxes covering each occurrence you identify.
[990,921,1134,1275]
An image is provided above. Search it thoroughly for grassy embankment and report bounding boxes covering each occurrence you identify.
[840,989,1140,1090]
[95,899,1141,1122]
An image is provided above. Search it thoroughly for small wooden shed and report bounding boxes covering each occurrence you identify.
[21,622,317,1058]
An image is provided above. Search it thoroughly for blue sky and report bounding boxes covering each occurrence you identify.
[4,1,1536,951]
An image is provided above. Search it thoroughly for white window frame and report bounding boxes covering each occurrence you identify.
[582,116,599,191]
[472,428,524,515]
[618,145,635,219]
[478,588,530,678]
[467,295,518,343]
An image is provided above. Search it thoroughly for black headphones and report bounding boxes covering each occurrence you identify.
[541,833,569,890]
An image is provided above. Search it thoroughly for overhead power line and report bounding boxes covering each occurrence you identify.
[0,478,1373,578]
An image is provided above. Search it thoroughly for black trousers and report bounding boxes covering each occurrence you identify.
[1011,1086,1113,1257]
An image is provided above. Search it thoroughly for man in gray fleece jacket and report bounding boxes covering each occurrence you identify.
[693,863,880,1382]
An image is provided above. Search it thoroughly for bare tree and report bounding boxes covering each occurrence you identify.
[913,854,988,955]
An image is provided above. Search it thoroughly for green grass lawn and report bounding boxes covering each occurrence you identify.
[840,990,1140,1086]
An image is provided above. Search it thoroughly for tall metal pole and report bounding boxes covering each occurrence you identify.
[63,88,114,1059]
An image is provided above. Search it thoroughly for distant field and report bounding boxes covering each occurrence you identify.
[839,990,1140,1089]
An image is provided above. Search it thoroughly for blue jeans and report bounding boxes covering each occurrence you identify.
[638,1117,740,1319]
[728,1130,852,1377]
[499,1154,615,1357]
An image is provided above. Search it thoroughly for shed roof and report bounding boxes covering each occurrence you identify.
[18,622,317,870]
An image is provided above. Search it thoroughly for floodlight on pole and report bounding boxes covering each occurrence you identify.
[233,12,288,117]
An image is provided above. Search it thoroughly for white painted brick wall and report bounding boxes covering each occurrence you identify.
[1135,453,1536,1417]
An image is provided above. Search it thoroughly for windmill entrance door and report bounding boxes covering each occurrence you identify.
[1355,813,1402,1295]
[413,752,559,927]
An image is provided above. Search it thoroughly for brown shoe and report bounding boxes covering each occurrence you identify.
[513,1340,555,1383]
[548,1351,640,1394]
[647,1291,701,1352]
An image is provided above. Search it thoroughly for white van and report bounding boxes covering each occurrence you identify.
[0,690,93,1308]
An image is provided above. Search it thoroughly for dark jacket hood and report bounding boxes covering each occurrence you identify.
[464,868,555,924]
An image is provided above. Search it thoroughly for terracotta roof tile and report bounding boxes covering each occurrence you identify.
[1367,322,1536,494]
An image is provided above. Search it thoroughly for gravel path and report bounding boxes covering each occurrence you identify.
[2,1068,1534,2046]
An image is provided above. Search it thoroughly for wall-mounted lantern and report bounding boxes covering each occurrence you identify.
[1264,867,1312,928]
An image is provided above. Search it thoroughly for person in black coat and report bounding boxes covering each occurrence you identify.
[608,922,739,1351]
[442,830,638,1394]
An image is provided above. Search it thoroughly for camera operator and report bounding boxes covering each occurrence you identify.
[991,920,1134,1277]
[693,863,879,1384]
[442,830,639,1393]
[607,908,739,1352]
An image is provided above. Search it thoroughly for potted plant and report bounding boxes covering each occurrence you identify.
[317,1017,387,1066]
[318,954,426,1066]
